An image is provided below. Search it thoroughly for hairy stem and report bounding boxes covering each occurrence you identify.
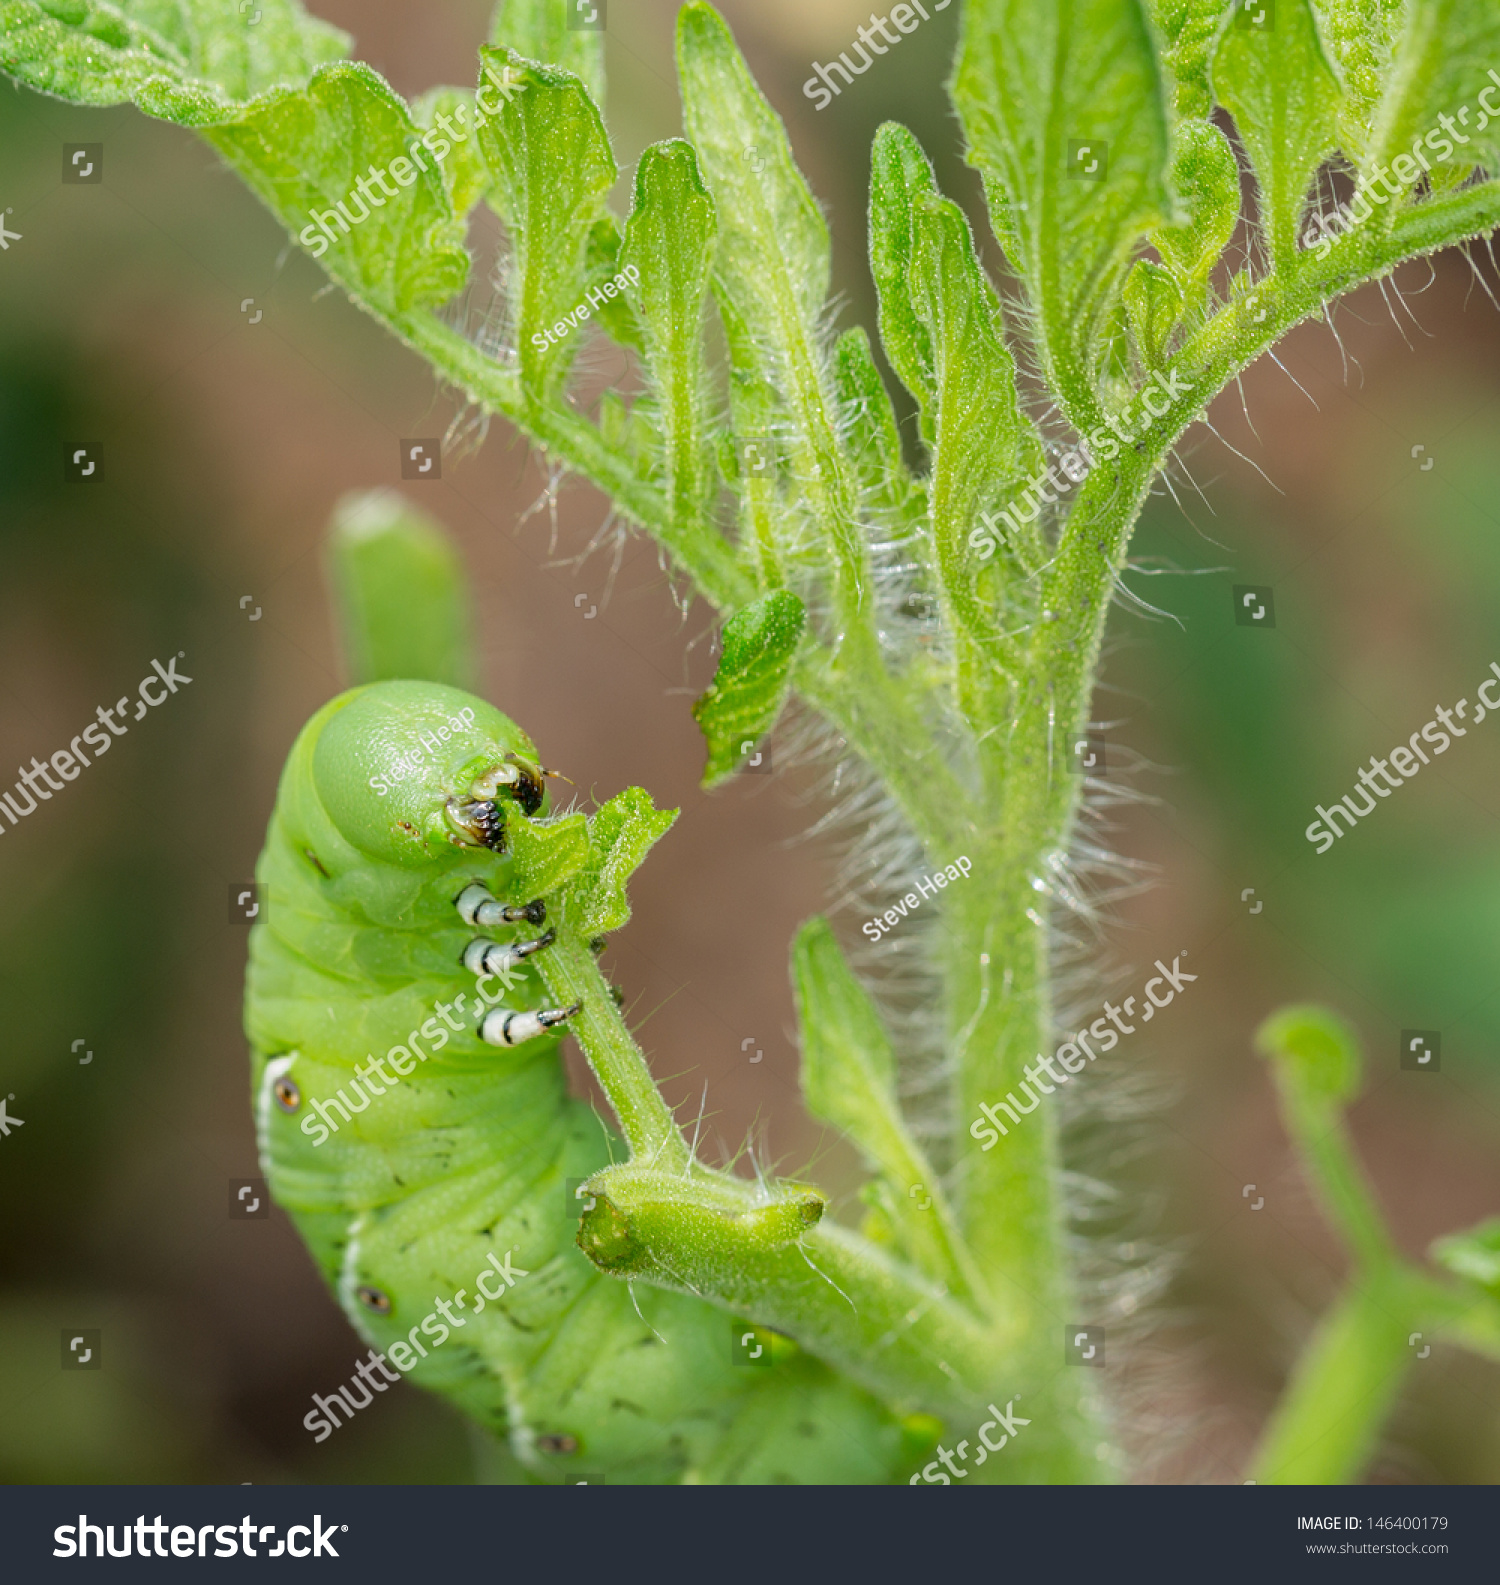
[535,929,691,1173]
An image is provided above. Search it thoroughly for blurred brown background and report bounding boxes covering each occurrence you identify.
[0,0,1496,1483]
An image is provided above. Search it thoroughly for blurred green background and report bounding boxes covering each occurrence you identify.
[0,0,1496,1484]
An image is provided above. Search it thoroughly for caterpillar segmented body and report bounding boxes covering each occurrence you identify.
[246,680,903,1482]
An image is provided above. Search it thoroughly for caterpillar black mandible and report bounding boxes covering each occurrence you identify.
[245,678,906,1482]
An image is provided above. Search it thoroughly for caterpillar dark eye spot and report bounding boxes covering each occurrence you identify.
[356,1285,392,1315]
[512,774,544,816]
[445,797,507,852]
[273,1076,301,1113]
[610,984,625,1009]
[536,1434,578,1455]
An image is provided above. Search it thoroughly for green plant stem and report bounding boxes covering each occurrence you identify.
[1249,1265,1415,1484]
[579,1169,1000,1419]
[397,181,1500,1488]
[1281,1093,1396,1271]
[534,928,691,1174]
[1408,1271,1500,1365]
[391,310,978,861]
[392,309,753,612]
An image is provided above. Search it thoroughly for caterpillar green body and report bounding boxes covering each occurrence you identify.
[245,679,904,1482]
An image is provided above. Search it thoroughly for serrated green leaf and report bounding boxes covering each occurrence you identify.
[123,0,347,99]
[899,147,1040,608]
[1213,0,1342,269]
[953,0,1172,407]
[678,5,872,612]
[677,3,829,339]
[792,917,980,1300]
[1148,118,1241,307]
[572,788,678,937]
[1146,0,1223,120]
[1255,1003,1363,1107]
[207,63,469,314]
[869,122,940,430]
[1366,0,1500,199]
[583,215,643,349]
[1123,257,1184,366]
[793,916,898,1110]
[833,326,912,514]
[692,590,805,787]
[0,0,347,119]
[509,809,590,900]
[1431,1218,1500,1298]
[327,490,475,689]
[907,185,1029,491]
[620,139,718,534]
[0,6,470,313]
[724,363,784,587]
[1314,0,1406,158]
[488,0,603,108]
[475,46,617,400]
[411,86,491,217]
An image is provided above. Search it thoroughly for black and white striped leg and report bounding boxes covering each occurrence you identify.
[455,882,546,930]
[480,1001,581,1047]
[462,929,556,976]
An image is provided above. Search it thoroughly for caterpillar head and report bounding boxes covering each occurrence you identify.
[308,680,548,867]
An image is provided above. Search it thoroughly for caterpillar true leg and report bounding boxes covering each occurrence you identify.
[462,929,556,976]
[480,1002,582,1047]
[455,882,546,930]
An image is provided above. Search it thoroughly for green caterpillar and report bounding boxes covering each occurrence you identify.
[245,677,909,1483]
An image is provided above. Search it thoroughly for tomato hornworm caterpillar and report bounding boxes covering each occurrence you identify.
[245,677,909,1482]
